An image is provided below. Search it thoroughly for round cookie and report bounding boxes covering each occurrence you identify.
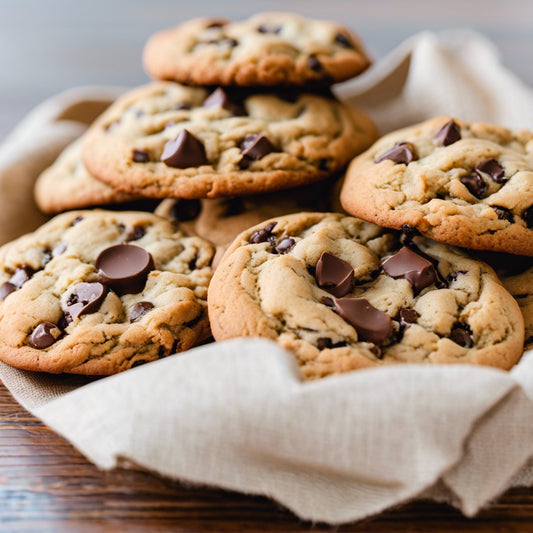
[208,212,524,380]
[81,82,378,200]
[34,137,141,214]
[143,13,370,87]
[0,210,214,375]
[340,116,533,255]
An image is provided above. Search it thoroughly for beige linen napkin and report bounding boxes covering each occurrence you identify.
[1,30,533,525]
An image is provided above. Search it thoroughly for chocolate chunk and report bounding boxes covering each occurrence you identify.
[476,159,506,183]
[335,33,354,48]
[238,134,276,169]
[64,282,108,322]
[492,206,514,223]
[130,301,155,323]
[382,246,437,293]
[52,243,67,257]
[161,129,208,168]
[203,88,246,116]
[434,119,461,146]
[460,173,488,199]
[307,55,325,73]
[28,321,62,349]
[315,252,354,298]
[170,199,202,221]
[0,282,16,300]
[522,206,533,229]
[449,323,473,348]
[257,23,281,34]
[400,224,421,245]
[375,142,417,164]
[126,225,146,242]
[274,237,295,254]
[10,265,34,288]
[96,244,155,295]
[132,149,150,163]
[316,337,332,350]
[399,308,419,327]
[333,298,392,344]
[249,222,277,244]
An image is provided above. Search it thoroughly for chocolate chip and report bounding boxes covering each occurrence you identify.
[0,282,16,300]
[308,55,325,73]
[434,119,461,146]
[375,142,417,164]
[335,33,354,48]
[10,265,34,288]
[257,23,281,34]
[249,222,277,244]
[382,246,437,294]
[64,282,108,323]
[399,308,419,327]
[400,224,421,245]
[132,149,150,163]
[333,298,393,344]
[126,225,146,242]
[52,243,67,257]
[170,199,202,221]
[317,337,332,350]
[161,129,208,168]
[315,252,354,298]
[203,87,246,116]
[449,323,473,348]
[71,216,83,226]
[28,321,62,349]
[460,173,488,199]
[274,238,295,254]
[96,244,155,295]
[130,301,155,323]
[492,206,514,223]
[476,159,506,183]
[238,134,276,169]
[522,206,533,228]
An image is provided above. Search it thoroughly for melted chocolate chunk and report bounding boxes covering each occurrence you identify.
[130,301,155,323]
[126,225,146,242]
[132,149,150,163]
[238,134,276,169]
[382,246,437,293]
[28,321,62,349]
[335,33,354,48]
[274,237,295,254]
[492,206,514,223]
[434,119,461,146]
[249,222,277,244]
[96,244,155,295]
[460,172,488,199]
[257,23,281,34]
[449,323,473,348]
[203,87,246,116]
[161,130,208,168]
[375,142,417,164]
[10,265,34,288]
[333,298,393,344]
[476,159,506,183]
[522,206,533,229]
[399,308,419,327]
[64,282,107,323]
[307,55,325,73]
[170,199,202,221]
[0,282,16,300]
[315,252,354,298]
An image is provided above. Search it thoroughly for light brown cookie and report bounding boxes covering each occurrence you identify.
[341,116,533,255]
[143,13,370,87]
[0,210,214,375]
[208,212,524,380]
[34,137,141,214]
[81,82,378,199]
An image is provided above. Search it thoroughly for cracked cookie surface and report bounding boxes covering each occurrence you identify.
[81,82,377,199]
[340,116,533,255]
[0,210,214,375]
[143,13,370,87]
[208,212,524,380]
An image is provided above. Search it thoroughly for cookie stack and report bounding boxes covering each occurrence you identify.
[3,13,377,375]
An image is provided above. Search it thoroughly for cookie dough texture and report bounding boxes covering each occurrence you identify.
[143,13,370,87]
[0,210,214,375]
[34,137,140,214]
[81,82,378,199]
[208,212,524,380]
[341,116,533,255]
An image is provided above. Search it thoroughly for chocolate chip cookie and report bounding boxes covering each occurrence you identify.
[208,212,524,380]
[340,116,533,255]
[81,82,377,200]
[0,210,214,375]
[143,13,370,87]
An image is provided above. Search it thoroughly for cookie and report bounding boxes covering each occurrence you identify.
[34,137,141,214]
[81,82,378,200]
[208,212,524,380]
[143,13,370,87]
[0,210,214,375]
[340,116,533,255]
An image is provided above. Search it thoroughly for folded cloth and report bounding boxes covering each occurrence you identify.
[1,30,533,525]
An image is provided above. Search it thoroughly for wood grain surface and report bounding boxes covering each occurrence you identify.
[1,381,533,532]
